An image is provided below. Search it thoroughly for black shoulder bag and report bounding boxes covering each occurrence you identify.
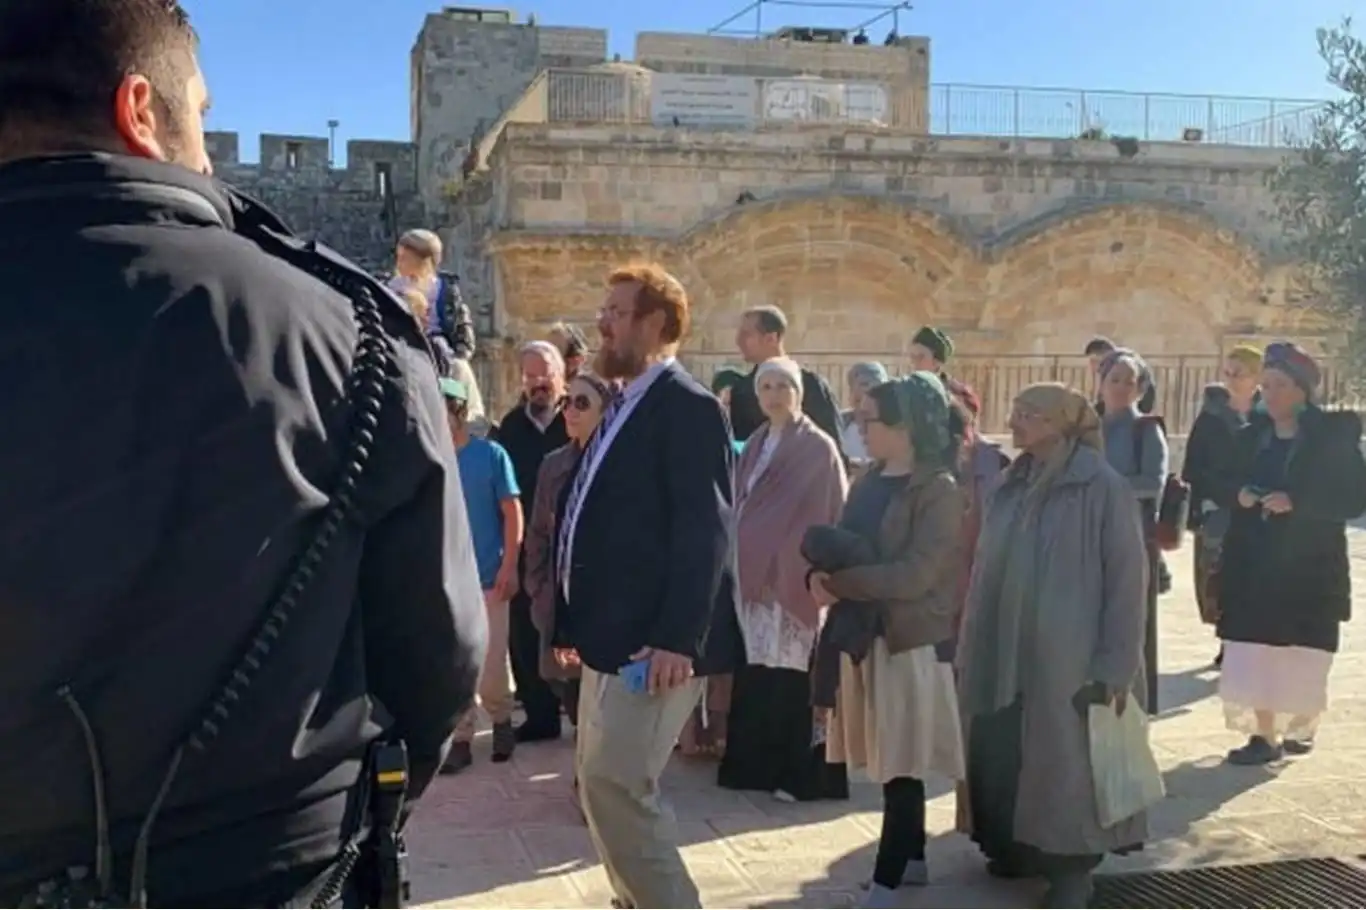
[20,186,395,909]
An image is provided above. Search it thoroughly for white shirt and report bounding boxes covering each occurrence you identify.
[839,416,869,462]
[559,357,676,599]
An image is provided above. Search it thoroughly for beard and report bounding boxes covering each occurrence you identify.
[594,344,645,380]
[526,386,555,415]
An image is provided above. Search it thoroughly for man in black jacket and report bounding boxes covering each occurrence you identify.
[491,341,571,741]
[729,305,842,442]
[555,262,740,909]
[0,1,486,905]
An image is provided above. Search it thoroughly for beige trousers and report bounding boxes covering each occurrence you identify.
[577,665,704,909]
[454,591,514,743]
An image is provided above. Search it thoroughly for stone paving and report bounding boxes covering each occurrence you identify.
[406,528,1366,908]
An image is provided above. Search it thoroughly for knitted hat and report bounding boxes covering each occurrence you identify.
[755,356,804,402]
[912,326,954,363]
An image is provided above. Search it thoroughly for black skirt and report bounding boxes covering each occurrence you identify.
[717,664,849,801]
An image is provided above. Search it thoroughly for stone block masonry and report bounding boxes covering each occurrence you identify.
[206,131,424,271]
[411,13,608,194]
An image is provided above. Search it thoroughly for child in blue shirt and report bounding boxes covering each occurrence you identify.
[440,377,523,772]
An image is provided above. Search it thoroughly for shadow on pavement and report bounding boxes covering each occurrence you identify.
[405,727,953,906]
[1156,664,1220,716]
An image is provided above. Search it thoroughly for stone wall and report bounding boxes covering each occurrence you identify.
[472,126,1315,352]
[411,12,607,195]
[208,131,426,271]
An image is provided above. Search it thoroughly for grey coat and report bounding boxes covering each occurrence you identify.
[963,444,1150,855]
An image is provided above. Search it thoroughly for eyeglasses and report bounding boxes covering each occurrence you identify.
[567,394,598,412]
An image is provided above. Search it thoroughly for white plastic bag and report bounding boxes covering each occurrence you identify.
[1088,701,1165,828]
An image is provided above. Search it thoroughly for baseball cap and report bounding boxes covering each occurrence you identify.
[439,377,469,402]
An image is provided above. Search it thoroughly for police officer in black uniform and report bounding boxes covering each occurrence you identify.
[0,1,487,906]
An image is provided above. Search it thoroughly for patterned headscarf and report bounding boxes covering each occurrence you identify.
[1011,382,1103,508]
[1263,341,1321,400]
[888,370,958,470]
[1015,383,1103,451]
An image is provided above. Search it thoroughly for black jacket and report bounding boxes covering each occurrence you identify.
[1218,407,1366,652]
[491,404,569,582]
[492,404,570,519]
[729,364,842,443]
[553,363,742,676]
[0,154,486,905]
[1180,384,1254,531]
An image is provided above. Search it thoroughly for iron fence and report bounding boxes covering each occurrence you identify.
[681,352,1361,436]
[534,69,1326,149]
[927,84,1325,147]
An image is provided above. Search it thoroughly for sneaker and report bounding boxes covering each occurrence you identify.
[491,721,516,763]
[1283,738,1315,756]
[1227,735,1283,766]
[440,741,473,775]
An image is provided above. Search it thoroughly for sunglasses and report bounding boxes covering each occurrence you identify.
[567,393,599,412]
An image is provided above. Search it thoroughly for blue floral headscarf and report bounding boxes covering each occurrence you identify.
[886,370,959,470]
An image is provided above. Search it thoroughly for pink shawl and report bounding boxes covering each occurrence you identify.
[736,414,848,627]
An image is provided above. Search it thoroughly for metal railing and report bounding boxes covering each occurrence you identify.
[927,84,1326,147]
[497,68,1326,150]
[681,352,1361,436]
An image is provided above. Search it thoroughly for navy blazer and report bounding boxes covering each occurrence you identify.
[553,362,743,677]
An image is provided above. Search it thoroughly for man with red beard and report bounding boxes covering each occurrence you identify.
[553,263,741,908]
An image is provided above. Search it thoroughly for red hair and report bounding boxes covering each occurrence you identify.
[607,262,690,344]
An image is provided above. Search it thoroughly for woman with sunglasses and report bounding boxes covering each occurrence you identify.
[523,372,616,814]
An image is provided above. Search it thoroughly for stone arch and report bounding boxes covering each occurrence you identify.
[675,194,984,354]
[981,202,1269,355]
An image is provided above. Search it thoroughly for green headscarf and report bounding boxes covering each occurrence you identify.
[888,370,958,470]
[711,367,746,395]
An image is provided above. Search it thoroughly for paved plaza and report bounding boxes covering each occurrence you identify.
[406,527,1366,908]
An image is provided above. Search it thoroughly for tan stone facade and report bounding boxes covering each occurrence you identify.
[455,126,1324,424]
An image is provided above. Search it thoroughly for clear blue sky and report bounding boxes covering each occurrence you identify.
[183,0,1350,161]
